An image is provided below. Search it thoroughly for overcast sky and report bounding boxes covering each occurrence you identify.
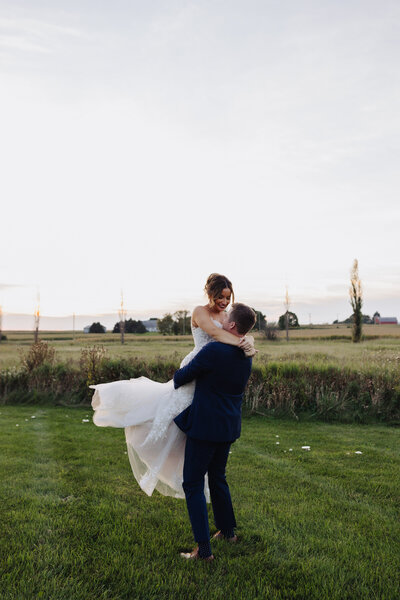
[1,0,399,329]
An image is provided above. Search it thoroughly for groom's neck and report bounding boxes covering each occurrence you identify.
[223,322,244,337]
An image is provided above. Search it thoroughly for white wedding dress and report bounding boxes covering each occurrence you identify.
[91,321,223,499]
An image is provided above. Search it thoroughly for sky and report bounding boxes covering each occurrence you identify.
[1,0,399,330]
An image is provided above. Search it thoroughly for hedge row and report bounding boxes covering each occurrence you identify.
[1,356,399,424]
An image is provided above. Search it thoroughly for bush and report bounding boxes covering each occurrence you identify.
[1,356,399,424]
[243,362,400,423]
[79,345,107,392]
[265,325,279,341]
[18,341,56,372]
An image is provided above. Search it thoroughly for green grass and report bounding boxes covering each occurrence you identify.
[1,407,399,599]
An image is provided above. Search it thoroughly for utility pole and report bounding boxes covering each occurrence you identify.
[0,304,2,343]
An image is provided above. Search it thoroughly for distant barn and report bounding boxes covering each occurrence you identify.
[141,318,158,332]
[373,316,398,325]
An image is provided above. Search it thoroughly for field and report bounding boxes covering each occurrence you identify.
[1,406,399,599]
[1,325,400,373]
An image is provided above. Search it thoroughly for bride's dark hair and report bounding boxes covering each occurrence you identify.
[205,273,234,307]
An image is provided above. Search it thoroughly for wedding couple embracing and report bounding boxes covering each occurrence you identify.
[91,273,257,562]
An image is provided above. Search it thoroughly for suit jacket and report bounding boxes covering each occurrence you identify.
[173,341,252,442]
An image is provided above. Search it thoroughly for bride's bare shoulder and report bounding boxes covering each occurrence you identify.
[192,305,209,328]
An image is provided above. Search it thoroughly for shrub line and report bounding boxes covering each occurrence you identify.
[1,347,399,423]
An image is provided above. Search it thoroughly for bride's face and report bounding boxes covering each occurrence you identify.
[212,288,231,312]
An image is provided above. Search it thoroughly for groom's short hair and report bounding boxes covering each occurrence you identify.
[228,303,256,335]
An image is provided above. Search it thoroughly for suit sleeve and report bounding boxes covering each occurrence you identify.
[173,342,217,389]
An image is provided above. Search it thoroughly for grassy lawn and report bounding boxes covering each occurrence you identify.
[1,407,399,599]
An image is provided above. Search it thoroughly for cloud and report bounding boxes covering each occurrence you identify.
[0,16,85,39]
[0,15,88,57]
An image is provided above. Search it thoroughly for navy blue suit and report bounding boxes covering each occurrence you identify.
[173,341,252,545]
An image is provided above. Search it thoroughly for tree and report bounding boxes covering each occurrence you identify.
[34,294,40,343]
[113,319,146,334]
[278,312,299,330]
[89,322,106,333]
[251,309,267,332]
[157,314,175,335]
[342,314,371,325]
[173,310,191,335]
[130,319,146,334]
[349,259,363,343]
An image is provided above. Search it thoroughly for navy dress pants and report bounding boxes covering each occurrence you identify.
[182,436,237,544]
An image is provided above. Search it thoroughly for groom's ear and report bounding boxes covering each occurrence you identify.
[227,320,236,330]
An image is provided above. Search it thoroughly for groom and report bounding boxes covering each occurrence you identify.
[173,303,256,561]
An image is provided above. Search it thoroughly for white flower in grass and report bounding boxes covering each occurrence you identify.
[31,416,36,419]
[16,424,19,427]
[82,419,90,423]
[25,419,28,422]
[275,435,279,438]
[124,451,127,454]
[289,448,293,452]
[302,446,311,451]
[355,451,363,454]
[276,442,280,445]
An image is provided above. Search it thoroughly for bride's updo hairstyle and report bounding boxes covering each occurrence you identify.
[205,273,234,308]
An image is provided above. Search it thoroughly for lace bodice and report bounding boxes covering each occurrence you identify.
[193,319,222,348]
[142,319,223,444]
[179,319,223,368]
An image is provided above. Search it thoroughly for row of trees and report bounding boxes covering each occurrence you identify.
[15,259,365,344]
[79,308,298,337]
[158,309,271,335]
[157,311,191,335]
[113,319,147,334]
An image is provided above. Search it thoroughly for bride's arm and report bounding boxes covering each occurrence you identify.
[192,306,255,354]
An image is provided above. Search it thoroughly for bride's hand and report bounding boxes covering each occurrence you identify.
[239,335,257,357]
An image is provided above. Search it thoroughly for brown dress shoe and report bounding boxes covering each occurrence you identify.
[212,530,238,543]
[180,546,214,562]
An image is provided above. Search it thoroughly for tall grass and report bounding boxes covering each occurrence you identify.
[246,363,400,423]
[1,343,399,423]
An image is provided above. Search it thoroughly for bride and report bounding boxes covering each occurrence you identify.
[91,273,255,499]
